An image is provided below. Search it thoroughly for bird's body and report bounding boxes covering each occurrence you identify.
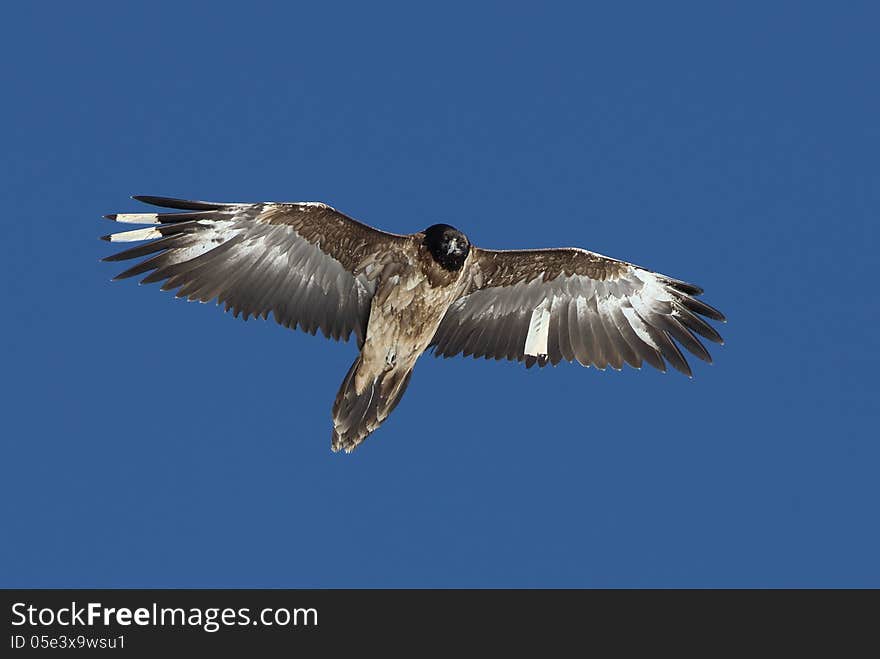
[332,234,472,450]
[102,196,725,452]
[359,241,469,384]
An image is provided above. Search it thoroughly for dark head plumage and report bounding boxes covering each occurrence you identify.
[423,224,470,271]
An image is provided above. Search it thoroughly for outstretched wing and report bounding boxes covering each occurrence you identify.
[430,247,725,376]
[102,196,406,346]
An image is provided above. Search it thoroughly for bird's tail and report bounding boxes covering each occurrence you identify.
[331,356,413,453]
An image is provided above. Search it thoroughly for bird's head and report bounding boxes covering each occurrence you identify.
[423,224,470,271]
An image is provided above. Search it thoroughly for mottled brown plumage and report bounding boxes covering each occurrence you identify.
[102,196,725,452]
[469,247,629,287]
[332,236,473,451]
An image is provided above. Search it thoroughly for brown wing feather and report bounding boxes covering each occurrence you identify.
[468,247,628,287]
[102,196,407,345]
[431,247,724,376]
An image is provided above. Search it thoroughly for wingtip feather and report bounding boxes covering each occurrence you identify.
[132,195,228,210]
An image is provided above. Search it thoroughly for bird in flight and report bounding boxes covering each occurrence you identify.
[102,196,725,452]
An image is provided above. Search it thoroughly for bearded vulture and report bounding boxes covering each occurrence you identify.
[102,196,725,452]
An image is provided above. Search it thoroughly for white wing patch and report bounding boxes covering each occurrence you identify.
[106,227,163,242]
[524,303,551,357]
[633,268,673,302]
[113,213,160,224]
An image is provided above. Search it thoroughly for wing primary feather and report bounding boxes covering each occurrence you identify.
[620,303,667,372]
[132,195,231,211]
[105,211,221,224]
[606,304,643,369]
[657,315,712,363]
[102,235,182,262]
[659,275,703,296]
[675,306,724,344]
[112,253,168,280]
[638,314,692,377]
[674,293,726,323]
[146,236,242,285]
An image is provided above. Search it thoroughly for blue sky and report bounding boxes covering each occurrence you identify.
[2,2,877,587]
